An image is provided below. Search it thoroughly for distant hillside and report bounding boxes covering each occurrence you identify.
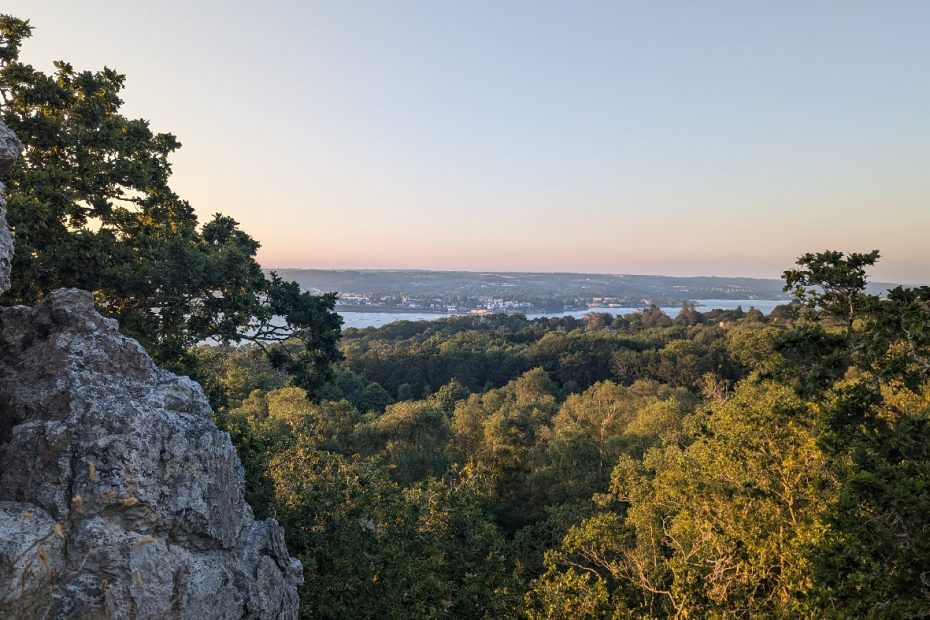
[267,270,904,317]
[271,269,786,303]
[271,269,898,306]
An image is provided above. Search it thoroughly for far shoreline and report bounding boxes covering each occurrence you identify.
[335,298,789,317]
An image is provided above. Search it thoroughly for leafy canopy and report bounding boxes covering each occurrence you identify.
[0,14,341,396]
[783,249,880,333]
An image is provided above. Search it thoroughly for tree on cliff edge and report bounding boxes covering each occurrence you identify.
[0,14,341,397]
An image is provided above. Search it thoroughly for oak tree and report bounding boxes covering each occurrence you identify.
[0,15,341,396]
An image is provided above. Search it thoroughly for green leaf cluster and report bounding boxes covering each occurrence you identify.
[0,14,341,398]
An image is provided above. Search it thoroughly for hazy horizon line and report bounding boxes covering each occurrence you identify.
[262,266,913,289]
[265,265,788,280]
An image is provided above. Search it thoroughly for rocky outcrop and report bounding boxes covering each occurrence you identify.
[0,120,23,292]
[0,122,302,618]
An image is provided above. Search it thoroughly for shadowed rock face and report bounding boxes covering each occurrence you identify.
[0,119,22,293]
[0,122,302,618]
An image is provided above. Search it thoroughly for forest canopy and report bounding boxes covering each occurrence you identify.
[199,251,930,618]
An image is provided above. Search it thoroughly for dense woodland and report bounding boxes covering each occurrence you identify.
[3,13,930,619]
[197,255,930,618]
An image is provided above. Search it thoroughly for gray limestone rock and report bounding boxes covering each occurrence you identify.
[0,290,302,618]
[0,118,23,294]
[0,120,22,177]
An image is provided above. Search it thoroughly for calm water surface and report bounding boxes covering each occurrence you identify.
[339,299,787,330]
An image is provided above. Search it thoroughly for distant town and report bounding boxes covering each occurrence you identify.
[335,291,540,314]
[270,269,815,315]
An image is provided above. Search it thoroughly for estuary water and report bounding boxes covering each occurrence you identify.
[339,299,787,330]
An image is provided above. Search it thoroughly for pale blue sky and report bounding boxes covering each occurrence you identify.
[6,1,930,281]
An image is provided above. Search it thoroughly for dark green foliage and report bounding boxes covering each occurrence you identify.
[193,344,290,408]
[449,369,560,531]
[0,14,341,398]
[813,390,930,617]
[673,301,706,327]
[357,382,394,413]
[217,410,279,518]
[768,302,798,323]
[778,251,930,617]
[783,249,880,333]
[641,304,673,328]
[861,285,930,390]
[768,324,850,397]
[208,256,930,618]
[427,378,471,415]
[354,400,450,485]
[271,442,520,619]
[270,446,448,619]
[341,311,744,403]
